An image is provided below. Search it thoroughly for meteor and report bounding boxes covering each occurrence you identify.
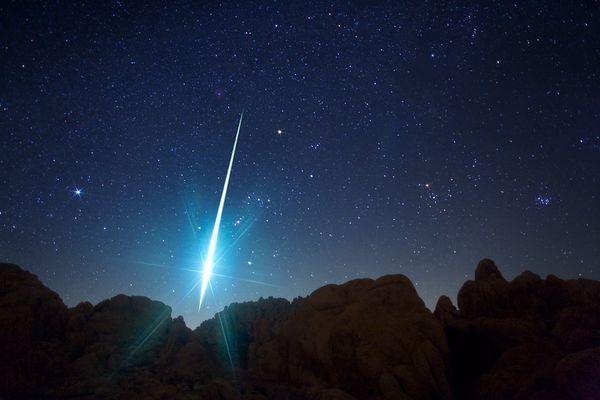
[198,112,244,309]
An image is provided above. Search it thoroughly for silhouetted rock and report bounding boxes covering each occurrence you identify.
[437,260,600,400]
[0,262,69,397]
[260,275,451,399]
[554,347,600,400]
[1,260,598,399]
[434,295,459,326]
[59,294,174,397]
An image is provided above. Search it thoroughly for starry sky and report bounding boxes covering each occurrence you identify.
[1,1,599,327]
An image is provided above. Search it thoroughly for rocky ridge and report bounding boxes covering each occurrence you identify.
[0,259,598,399]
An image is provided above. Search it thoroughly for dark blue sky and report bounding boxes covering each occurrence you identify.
[1,1,598,327]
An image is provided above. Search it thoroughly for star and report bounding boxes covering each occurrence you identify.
[0,0,596,331]
[535,196,551,207]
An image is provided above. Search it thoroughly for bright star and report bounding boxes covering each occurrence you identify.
[73,188,83,197]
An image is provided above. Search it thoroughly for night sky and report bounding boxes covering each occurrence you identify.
[1,1,599,328]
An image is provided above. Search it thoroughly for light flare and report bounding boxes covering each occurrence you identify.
[199,112,244,309]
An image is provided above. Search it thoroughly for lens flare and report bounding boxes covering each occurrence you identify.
[199,112,244,309]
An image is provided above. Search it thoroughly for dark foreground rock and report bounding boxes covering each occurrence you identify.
[435,259,600,400]
[0,263,69,397]
[0,260,598,399]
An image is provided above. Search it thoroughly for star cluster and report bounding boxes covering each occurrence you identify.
[1,1,598,327]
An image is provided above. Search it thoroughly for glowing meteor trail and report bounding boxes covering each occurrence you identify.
[199,112,244,309]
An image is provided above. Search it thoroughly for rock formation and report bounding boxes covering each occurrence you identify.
[0,259,598,399]
[435,259,600,400]
[0,263,69,397]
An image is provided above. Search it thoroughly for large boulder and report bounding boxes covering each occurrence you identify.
[60,294,174,397]
[206,275,454,399]
[0,262,69,396]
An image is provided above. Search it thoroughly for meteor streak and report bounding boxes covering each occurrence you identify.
[199,112,244,309]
